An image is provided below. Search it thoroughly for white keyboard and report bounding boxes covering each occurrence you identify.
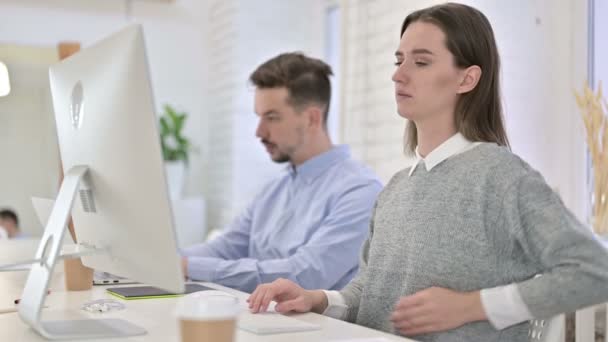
[238,312,321,335]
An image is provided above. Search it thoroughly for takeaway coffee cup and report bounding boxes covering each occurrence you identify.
[63,258,94,291]
[175,290,240,342]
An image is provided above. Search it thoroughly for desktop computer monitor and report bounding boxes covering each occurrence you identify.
[18,24,185,340]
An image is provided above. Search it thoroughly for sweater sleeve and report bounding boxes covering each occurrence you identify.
[339,203,376,323]
[501,170,608,319]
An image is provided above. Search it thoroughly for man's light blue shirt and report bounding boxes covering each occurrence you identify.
[181,145,382,293]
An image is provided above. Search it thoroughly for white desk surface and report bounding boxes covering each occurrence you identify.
[0,268,417,342]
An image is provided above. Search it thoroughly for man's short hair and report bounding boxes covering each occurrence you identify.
[249,52,333,124]
[0,208,19,226]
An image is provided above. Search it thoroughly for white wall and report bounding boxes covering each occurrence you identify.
[0,0,328,235]
[204,0,326,229]
[0,0,594,234]
[339,0,589,220]
[594,0,608,87]
[0,0,209,234]
[0,45,60,235]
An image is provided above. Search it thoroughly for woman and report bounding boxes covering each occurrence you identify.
[247,3,608,341]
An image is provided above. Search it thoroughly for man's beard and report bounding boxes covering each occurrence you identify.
[261,139,290,164]
[271,152,290,163]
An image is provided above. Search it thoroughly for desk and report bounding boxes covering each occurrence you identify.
[0,269,417,342]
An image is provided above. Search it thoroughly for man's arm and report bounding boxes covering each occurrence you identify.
[180,199,254,260]
[185,181,381,293]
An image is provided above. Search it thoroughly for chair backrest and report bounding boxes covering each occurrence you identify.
[529,314,565,342]
[575,304,606,342]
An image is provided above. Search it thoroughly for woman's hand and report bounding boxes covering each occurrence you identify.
[247,278,328,314]
[390,287,486,336]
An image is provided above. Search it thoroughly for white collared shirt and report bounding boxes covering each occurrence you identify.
[408,132,482,177]
[323,133,533,330]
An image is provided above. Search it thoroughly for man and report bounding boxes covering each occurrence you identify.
[181,52,382,293]
[0,209,25,239]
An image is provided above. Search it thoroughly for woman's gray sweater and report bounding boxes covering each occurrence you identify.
[340,144,608,341]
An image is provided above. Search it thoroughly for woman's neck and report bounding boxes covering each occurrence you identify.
[415,118,457,157]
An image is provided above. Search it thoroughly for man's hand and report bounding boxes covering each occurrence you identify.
[390,287,486,336]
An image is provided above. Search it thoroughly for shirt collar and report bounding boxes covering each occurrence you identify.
[408,133,474,176]
[287,145,351,183]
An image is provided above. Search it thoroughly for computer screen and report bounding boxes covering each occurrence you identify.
[18,24,185,339]
[48,24,184,293]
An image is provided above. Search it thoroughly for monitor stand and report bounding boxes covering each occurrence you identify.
[18,165,147,340]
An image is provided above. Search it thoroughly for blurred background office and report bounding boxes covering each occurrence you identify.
[0,0,606,249]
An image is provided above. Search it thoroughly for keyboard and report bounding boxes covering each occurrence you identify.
[238,311,321,335]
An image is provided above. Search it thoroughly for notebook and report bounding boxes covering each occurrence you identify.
[107,283,214,300]
[238,312,321,335]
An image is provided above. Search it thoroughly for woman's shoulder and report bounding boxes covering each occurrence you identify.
[464,143,541,187]
[467,143,531,172]
[382,167,411,188]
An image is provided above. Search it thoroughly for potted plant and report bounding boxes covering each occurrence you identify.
[159,104,194,199]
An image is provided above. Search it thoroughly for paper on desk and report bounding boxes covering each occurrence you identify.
[32,197,74,245]
[0,239,43,270]
[0,198,76,271]
[0,306,18,314]
[0,305,48,315]
[31,197,55,227]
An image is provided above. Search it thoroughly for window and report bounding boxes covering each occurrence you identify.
[325,3,341,142]
[588,0,608,221]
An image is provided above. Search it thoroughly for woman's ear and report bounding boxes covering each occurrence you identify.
[457,65,482,94]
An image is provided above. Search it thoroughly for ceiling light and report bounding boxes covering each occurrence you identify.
[0,61,10,97]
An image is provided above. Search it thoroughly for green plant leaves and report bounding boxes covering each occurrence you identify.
[159,104,194,165]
